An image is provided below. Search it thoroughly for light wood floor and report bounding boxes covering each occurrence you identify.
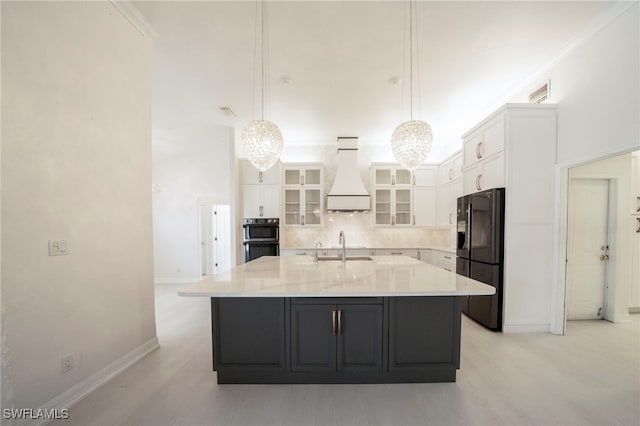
[54,284,640,426]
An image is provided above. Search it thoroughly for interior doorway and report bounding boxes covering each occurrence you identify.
[560,150,639,331]
[199,201,231,276]
[566,179,610,320]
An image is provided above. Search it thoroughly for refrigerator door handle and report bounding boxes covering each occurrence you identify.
[466,204,472,252]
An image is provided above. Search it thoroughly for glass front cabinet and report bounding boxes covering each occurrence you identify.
[282,164,324,226]
[371,165,414,226]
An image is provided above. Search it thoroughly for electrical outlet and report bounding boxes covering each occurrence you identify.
[49,240,69,256]
[61,354,74,374]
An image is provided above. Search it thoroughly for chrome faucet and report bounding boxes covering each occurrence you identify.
[339,230,346,261]
[314,242,323,262]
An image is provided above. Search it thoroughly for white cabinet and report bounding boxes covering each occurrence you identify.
[417,249,431,263]
[431,250,455,272]
[372,165,414,227]
[461,104,557,331]
[282,164,323,227]
[631,151,640,215]
[413,165,438,227]
[242,160,280,218]
[243,184,280,218]
[463,152,504,194]
[463,113,505,169]
[242,161,279,185]
[436,151,463,228]
[371,248,418,258]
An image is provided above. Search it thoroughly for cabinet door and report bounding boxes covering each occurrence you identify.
[437,183,453,226]
[414,187,437,227]
[395,168,412,185]
[283,169,301,186]
[304,189,322,225]
[463,132,482,168]
[630,217,640,309]
[479,152,504,191]
[480,113,505,159]
[415,167,437,186]
[303,168,322,186]
[243,162,279,185]
[336,304,383,373]
[374,168,392,185]
[284,189,301,225]
[243,185,263,218]
[438,159,453,185]
[451,153,464,181]
[388,297,459,371]
[394,189,412,225]
[463,162,482,195]
[216,298,286,369]
[291,304,337,372]
[374,189,392,225]
[261,185,280,218]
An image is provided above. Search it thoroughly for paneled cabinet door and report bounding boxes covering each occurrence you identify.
[414,187,437,227]
[261,185,280,218]
[291,303,383,374]
[437,183,453,226]
[243,185,263,218]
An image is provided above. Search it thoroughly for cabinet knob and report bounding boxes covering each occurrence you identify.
[331,310,337,335]
[258,171,263,183]
[476,142,483,159]
[449,168,453,180]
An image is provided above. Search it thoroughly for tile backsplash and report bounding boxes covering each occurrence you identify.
[280,211,453,249]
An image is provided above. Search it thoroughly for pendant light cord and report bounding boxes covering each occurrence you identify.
[261,0,265,121]
[409,0,413,121]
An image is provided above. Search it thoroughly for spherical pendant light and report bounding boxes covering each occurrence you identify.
[241,119,283,172]
[391,120,432,171]
[243,1,283,173]
[391,0,432,171]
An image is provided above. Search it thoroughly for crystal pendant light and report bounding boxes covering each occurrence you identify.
[391,1,432,171]
[241,1,283,172]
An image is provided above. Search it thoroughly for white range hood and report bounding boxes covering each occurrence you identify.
[326,137,370,211]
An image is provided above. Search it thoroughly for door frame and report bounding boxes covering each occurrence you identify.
[198,198,234,276]
[552,147,636,335]
[566,178,612,320]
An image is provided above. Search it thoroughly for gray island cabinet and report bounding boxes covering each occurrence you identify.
[180,256,494,384]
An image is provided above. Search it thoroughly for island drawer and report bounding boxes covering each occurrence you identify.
[291,297,383,305]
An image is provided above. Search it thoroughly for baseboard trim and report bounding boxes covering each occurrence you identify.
[502,323,550,333]
[20,337,159,426]
[154,276,202,284]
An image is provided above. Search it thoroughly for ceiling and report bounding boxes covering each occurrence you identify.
[133,1,620,162]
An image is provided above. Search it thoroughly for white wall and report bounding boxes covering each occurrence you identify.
[152,126,235,283]
[1,1,155,411]
[569,153,633,322]
[510,3,639,164]
[501,3,639,332]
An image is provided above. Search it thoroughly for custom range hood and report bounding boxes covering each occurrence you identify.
[326,137,370,211]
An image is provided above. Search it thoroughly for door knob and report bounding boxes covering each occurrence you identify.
[600,254,609,261]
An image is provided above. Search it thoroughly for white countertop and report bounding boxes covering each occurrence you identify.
[178,255,495,298]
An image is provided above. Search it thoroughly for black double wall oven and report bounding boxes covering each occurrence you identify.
[243,218,279,262]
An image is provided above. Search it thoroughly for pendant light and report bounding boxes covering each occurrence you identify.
[391,0,432,171]
[241,1,283,172]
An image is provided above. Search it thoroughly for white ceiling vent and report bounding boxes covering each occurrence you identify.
[529,80,550,104]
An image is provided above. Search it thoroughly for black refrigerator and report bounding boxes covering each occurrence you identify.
[456,188,505,331]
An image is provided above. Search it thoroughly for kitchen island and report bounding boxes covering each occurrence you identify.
[179,255,495,384]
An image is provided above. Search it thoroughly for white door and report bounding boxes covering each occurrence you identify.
[566,179,609,320]
[199,203,213,275]
[213,205,231,274]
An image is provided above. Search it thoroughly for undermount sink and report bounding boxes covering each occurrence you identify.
[316,256,373,261]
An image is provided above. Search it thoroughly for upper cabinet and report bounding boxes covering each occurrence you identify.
[282,164,324,227]
[242,161,280,218]
[437,151,463,227]
[371,165,413,226]
[631,151,640,216]
[371,164,438,227]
